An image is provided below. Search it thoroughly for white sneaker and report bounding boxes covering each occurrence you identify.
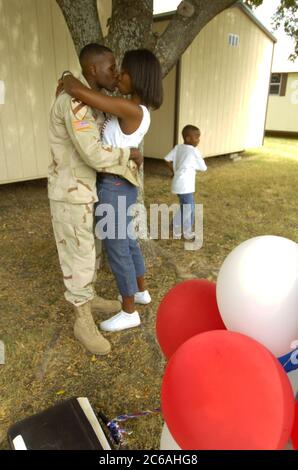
[117,290,151,305]
[135,290,151,304]
[100,310,141,332]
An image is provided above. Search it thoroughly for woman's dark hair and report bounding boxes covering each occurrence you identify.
[121,49,163,110]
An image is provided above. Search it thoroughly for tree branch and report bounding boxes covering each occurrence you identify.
[272,0,298,60]
[56,0,103,55]
[155,0,238,76]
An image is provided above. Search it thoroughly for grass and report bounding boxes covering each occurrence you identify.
[0,137,297,449]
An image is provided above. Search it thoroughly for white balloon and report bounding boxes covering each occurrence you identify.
[216,236,298,357]
[160,423,181,450]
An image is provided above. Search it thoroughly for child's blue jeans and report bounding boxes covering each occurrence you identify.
[173,193,195,235]
[95,175,145,298]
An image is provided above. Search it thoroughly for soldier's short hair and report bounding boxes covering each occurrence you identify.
[79,44,113,67]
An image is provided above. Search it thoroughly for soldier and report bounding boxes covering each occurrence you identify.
[48,44,142,356]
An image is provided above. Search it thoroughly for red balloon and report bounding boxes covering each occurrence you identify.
[291,401,298,449]
[156,279,225,359]
[161,330,294,450]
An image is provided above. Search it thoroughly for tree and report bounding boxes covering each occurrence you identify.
[272,0,298,60]
[57,0,298,77]
[246,0,298,60]
[55,0,297,277]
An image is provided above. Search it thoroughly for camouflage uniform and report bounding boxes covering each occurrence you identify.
[48,75,135,307]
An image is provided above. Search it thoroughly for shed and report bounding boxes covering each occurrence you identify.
[0,0,80,185]
[144,2,276,159]
[265,63,298,137]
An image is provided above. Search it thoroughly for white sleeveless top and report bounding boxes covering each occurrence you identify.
[102,105,150,148]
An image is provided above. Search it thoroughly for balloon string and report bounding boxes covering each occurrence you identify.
[107,408,161,446]
[102,349,298,446]
[278,348,298,373]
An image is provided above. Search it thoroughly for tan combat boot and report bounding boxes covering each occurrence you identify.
[91,294,121,315]
[73,301,111,355]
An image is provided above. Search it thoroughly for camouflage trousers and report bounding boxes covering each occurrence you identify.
[50,200,102,307]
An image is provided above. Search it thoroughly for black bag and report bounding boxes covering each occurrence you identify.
[7,397,112,450]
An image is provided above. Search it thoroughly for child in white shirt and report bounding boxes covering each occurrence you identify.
[164,125,207,239]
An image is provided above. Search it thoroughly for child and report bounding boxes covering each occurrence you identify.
[164,125,207,240]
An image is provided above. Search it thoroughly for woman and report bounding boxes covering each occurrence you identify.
[63,48,163,332]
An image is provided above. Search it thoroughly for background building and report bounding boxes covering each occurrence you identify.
[144,3,276,159]
[266,64,298,137]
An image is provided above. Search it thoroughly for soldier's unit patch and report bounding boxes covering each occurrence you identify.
[73,120,92,132]
[71,98,88,120]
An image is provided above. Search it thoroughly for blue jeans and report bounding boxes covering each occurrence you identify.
[95,175,145,297]
[173,193,195,235]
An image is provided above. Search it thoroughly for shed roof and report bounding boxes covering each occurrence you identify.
[154,1,277,43]
[236,2,276,43]
[272,62,298,73]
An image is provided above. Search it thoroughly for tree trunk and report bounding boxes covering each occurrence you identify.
[56,0,103,54]
[105,0,155,62]
[56,0,238,76]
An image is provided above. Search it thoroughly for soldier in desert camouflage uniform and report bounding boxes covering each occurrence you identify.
[49,44,142,355]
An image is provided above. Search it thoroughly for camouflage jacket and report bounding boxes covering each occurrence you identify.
[48,76,139,204]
